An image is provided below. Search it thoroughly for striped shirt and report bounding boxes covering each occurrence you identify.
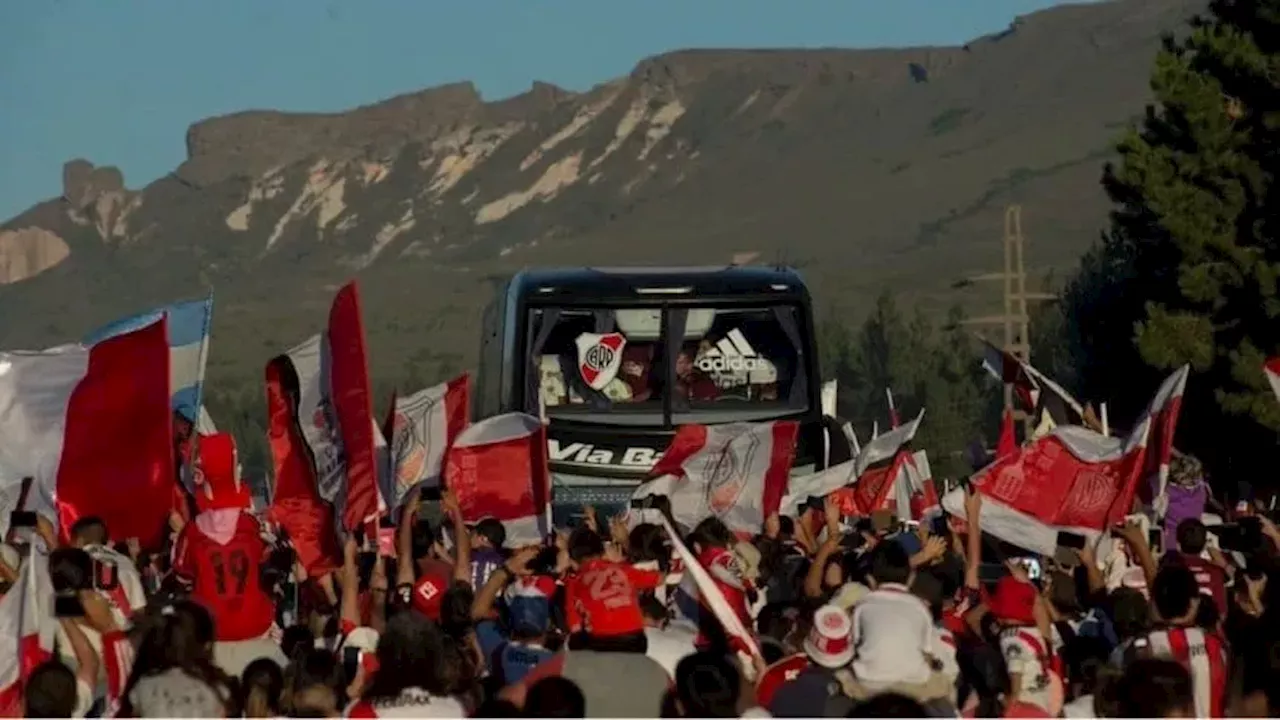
[1139,626,1227,719]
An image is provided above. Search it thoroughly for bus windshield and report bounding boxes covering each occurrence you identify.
[528,303,810,426]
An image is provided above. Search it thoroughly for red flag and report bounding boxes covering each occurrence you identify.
[266,356,340,577]
[444,413,550,546]
[0,319,174,548]
[941,421,1150,556]
[328,282,380,532]
[996,408,1018,459]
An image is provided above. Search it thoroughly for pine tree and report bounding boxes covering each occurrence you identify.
[1064,0,1280,475]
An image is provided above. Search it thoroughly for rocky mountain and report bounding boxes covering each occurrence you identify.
[0,0,1207,389]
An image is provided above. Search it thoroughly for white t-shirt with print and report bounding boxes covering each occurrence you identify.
[999,627,1054,712]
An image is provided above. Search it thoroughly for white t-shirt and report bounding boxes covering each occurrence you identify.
[644,624,697,677]
[850,584,935,685]
[1063,694,1096,718]
[345,688,466,718]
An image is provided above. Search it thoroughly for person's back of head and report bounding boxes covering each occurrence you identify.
[1108,587,1152,640]
[674,651,742,717]
[1176,518,1208,556]
[848,691,928,718]
[910,569,946,622]
[366,612,447,700]
[567,527,605,565]
[70,516,109,547]
[285,649,342,717]
[240,657,283,718]
[524,676,586,717]
[868,541,912,587]
[1151,564,1199,624]
[1111,658,1194,717]
[473,517,507,550]
[24,660,78,718]
[281,625,315,661]
[688,517,734,554]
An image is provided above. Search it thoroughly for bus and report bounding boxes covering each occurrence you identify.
[475,266,831,521]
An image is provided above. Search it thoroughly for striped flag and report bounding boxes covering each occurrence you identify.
[84,295,213,424]
[1264,358,1280,403]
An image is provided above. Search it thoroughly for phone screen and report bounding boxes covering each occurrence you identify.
[1056,531,1087,550]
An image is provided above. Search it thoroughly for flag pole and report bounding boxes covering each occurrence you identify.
[184,293,215,494]
[1100,402,1110,437]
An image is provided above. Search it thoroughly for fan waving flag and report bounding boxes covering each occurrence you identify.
[979,338,1086,436]
[0,320,174,546]
[384,375,471,510]
[84,296,213,424]
[941,421,1150,557]
[445,413,551,547]
[648,421,798,535]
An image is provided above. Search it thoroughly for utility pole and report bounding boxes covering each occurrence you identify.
[954,205,1056,437]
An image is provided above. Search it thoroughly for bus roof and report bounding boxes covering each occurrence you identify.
[507,265,809,304]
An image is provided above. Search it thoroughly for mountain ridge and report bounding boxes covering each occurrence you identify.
[0,0,1209,390]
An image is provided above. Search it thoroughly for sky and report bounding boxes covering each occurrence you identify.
[0,0,1093,220]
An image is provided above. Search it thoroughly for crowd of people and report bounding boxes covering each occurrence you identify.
[2,444,1278,719]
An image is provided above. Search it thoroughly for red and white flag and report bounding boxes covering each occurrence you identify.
[886,387,901,429]
[383,375,470,509]
[281,282,382,534]
[1135,365,1190,513]
[783,411,921,517]
[265,354,340,577]
[1265,358,1280,403]
[444,413,551,547]
[941,420,1150,557]
[646,421,798,534]
[0,320,173,547]
[0,551,56,716]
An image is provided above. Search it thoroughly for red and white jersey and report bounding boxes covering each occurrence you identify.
[693,546,751,649]
[1141,626,1227,719]
[998,627,1060,714]
[172,509,274,642]
[345,688,466,718]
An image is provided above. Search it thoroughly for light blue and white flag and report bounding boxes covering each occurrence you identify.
[84,296,214,426]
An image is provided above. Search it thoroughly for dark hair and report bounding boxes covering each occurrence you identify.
[1112,658,1194,717]
[1176,519,1208,555]
[910,570,946,623]
[472,697,522,717]
[1047,570,1083,617]
[524,676,587,717]
[473,518,507,549]
[363,613,448,700]
[674,651,741,717]
[439,583,476,640]
[239,658,284,717]
[24,660,78,717]
[48,547,93,593]
[688,518,734,553]
[567,527,605,564]
[848,692,928,717]
[628,523,669,568]
[70,516,109,546]
[1109,588,1152,640]
[868,541,911,586]
[281,625,315,661]
[1152,564,1199,622]
[118,601,231,718]
[410,518,435,560]
[284,648,344,714]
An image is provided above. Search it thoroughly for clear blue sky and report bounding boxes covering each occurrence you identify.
[0,0,1091,220]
